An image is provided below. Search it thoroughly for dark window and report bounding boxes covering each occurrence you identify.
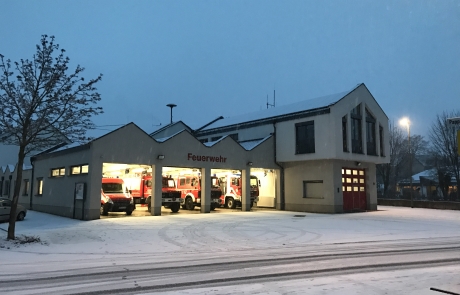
[351,104,363,154]
[379,125,385,156]
[342,116,348,152]
[211,136,222,141]
[199,138,208,143]
[366,109,376,155]
[229,133,239,141]
[296,121,315,154]
[3,180,10,195]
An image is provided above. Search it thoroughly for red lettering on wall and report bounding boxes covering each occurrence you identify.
[187,153,227,163]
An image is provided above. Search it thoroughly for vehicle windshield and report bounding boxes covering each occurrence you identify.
[211,177,220,188]
[250,176,258,188]
[102,183,123,193]
[163,178,176,188]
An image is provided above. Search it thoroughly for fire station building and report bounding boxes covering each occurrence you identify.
[1,83,390,220]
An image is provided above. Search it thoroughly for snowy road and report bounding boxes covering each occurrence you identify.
[1,206,460,294]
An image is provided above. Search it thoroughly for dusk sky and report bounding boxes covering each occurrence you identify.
[1,0,459,138]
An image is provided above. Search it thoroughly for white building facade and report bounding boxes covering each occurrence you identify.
[0,83,389,220]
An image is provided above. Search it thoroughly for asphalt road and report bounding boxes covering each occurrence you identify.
[2,207,460,294]
[1,236,460,294]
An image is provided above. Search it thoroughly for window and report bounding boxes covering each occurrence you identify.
[342,115,348,152]
[229,133,239,141]
[296,121,315,154]
[22,179,30,196]
[37,178,43,196]
[211,136,222,141]
[3,180,10,195]
[365,108,376,155]
[51,167,66,177]
[71,164,89,175]
[303,180,324,198]
[351,104,363,154]
[199,138,208,143]
[379,125,384,156]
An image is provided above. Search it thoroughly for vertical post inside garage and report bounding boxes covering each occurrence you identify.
[241,166,251,211]
[151,164,162,216]
[200,167,211,213]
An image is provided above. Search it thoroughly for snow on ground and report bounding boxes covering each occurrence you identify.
[1,206,460,287]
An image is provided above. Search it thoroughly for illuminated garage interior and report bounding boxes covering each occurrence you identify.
[101,163,277,213]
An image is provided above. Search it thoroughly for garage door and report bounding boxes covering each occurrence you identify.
[342,168,366,211]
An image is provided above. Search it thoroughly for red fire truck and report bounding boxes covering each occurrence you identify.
[175,174,223,210]
[129,175,182,213]
[100,178,135,216]
[218,174,260,209]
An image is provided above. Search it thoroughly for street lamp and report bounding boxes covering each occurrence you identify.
[399,117,413,208]
[166,104,177,124]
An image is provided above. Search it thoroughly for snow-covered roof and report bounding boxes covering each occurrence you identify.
[1,164,16,173]
[149,121,193,137]
[198,84,362,131]
[412,169,436,182]
[51,142,83,153]
[154,129,185,143]
[239,136,272,151]
[203,136,227,147]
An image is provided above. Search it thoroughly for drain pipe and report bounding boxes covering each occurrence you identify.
[273,121,285,210]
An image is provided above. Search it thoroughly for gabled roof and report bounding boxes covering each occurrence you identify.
[154,129,187,143]
[239,136,272,151]
[149,121,193,137]
[198,84,364,132]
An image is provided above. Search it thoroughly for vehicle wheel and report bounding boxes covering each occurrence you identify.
[126,211,133,216]
[250,201,254,208]
[185,197,195,210]
[225,197,236,209]
[170,203,180,213]
[181,205,187,210]
[100,205,108,216]
[16,211,25,221]
[211,203,216,211]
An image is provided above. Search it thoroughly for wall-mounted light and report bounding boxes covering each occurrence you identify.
[157,155,165,160]
[356,162,361,166]
[247,161,253,166]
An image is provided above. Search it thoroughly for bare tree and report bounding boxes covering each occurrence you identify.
[377,122,405,198]
[429,111,460,200]
[0,35,103,240]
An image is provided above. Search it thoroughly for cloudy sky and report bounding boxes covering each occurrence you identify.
[1,0,459,138]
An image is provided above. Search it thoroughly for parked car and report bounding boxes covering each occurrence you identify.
[0,198,27,222]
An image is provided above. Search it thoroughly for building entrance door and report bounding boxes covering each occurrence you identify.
[342,168,366,211]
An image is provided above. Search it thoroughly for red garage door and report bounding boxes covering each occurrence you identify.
[342,168,366,212]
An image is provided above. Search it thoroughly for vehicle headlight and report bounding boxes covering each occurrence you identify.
[130,198,134,204]
[106,196,113,204]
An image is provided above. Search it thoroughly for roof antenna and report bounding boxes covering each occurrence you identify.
[266,90,275,109]
[166,104,177,124]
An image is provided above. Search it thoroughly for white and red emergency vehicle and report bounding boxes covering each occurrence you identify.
[129,175,182,213]
[100,178,135,216]
[175,174,223,210]
[218,174,260,209]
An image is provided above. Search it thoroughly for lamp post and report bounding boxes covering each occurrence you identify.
[166,104,177,124]
[399,117,413,208]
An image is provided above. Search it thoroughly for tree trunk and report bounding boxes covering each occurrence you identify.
[7,144,26,240]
